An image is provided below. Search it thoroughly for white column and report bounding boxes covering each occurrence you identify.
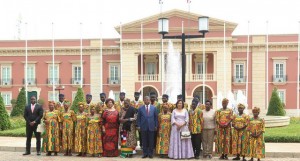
[213,52,217,81]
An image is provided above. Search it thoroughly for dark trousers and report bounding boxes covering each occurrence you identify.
[26,124,41,153]
[191,133,202,157]
[138,131,143,147]
[141,130,154,156]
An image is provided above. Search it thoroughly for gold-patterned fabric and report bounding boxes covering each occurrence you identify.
[188,108,204,134]
[158,102,175,113]
[42,110,61,152]
[55,101,64,112]
[74,112,88,153]
[87,114,103,154]
[215,108,233,154]
[247,117,265,159]
[60,110,76,151]
[96,102,107,114]
[232,114,250,155]
[130,100,144,109]
[115,101,124,112]
[156,113,171,154]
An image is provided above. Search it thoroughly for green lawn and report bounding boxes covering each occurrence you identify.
[265,117,300,142]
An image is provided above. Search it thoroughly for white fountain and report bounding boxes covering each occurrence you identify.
[164,40,182,103]
[108,90,115,100]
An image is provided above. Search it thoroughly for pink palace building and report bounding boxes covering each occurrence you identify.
[0,10,299,116]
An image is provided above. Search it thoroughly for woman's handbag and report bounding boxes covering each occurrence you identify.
[180,131,191,139]
[36,124,45,133]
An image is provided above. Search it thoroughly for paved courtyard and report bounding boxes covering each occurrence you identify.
[0,151,299,161]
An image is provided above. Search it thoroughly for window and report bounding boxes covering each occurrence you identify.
[109,63,120,84]
[146,62,156,75]
[195,62,205,74]
[234,62,245,82]
[48,91,59,102]
[1,66,11,85]
[1,92,12,106]
[275,63,284,78]
[48,65,59,84]
[72,65,81,84]
[277,90,285,103]
[25,64,35,84]
[114,92,120,102]
[273,61,286,82]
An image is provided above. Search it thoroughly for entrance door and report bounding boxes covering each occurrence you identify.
[27,91,37,105]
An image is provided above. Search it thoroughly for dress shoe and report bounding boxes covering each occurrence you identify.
[142,155,148,158]
[37,151,41,156]
[149,155,153,158]
[23,152,30,155]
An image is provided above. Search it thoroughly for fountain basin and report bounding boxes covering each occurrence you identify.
[262,116,290,128]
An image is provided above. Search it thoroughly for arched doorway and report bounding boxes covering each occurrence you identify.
[192,86,213,104]
[142,86,159,99]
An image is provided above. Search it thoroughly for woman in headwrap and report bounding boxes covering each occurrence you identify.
[247,107,265,161]
[87,104,103,157]
[215,98,233,160]
[60,100,76,156]
[119,98,137,158]
[43,101,61,156]
[74,102,88,157]
[232,103,250,161]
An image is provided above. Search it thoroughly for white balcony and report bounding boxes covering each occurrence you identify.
[138,74,159,82]
[192,74,215,81]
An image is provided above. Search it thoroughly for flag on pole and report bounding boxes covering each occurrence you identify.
[187,0,191,3]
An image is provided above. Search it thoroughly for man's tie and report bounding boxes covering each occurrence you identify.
[146,105,149,115]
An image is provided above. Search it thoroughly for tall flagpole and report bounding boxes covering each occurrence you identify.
[266,21,269,110]
[297,21,300,117]
[246,21,250,100]
[25,22,28,105]
[160,0,164,95]
[223,21,226,95]
[52,22,55,101]
[141,23,144,96]
[80,23,83,88]
[120,22,123,91]
[100,22,103,92]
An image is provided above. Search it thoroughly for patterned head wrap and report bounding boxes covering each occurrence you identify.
[78,102,85,107]
[238,103,245,109]
[90,103,96,110]
[222,98,229,104]
[48,101,56,106]
[252,107,260,113]
[63,100,71,106]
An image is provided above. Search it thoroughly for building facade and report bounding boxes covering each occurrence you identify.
[0,10,299,116]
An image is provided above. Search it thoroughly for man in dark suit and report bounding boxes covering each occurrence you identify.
[23,96,43,155]
[137,96,158,159]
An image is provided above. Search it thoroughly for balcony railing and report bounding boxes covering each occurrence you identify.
[0,79,13,86]
[23,78,37,85]
[107,77,120,85]
[71,78,85,85]
[46,78,61,85]
[232,76,246,83]
[138,74,159,81]
[272,75,287,83]
[192,74,215,81]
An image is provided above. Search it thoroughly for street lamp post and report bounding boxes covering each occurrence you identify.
[158,17,209,102]
[55,85,65,95]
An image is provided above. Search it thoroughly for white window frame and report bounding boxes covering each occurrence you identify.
[1,92,12,106]
[273,60,286,82]
[277,89,286,104]
[48,91,59,102]
[48,64,59,85]
[114,91,120,102]
[195,62,207,74]
[145,62,157,75]
[72,64,82,84]
[234,61,246,82]
[109,63,120,84]
[24,64,36,85]
[1,65,12,85]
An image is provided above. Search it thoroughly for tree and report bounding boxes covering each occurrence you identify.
[267,87,286,116]
[71,88,85,113]
[0,93,11,130]
[11,87,26,117]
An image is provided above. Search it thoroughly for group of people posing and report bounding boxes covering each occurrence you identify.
[23,91,265,161]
